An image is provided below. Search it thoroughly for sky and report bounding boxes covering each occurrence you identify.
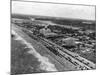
[12,1,95,20]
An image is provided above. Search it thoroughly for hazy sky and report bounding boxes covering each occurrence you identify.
[12,1,95,20]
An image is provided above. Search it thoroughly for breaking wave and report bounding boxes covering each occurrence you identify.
[12,29,57,72]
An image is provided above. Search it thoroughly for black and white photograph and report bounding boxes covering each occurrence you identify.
[11,0,96,75]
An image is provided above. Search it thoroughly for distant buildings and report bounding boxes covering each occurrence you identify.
[39,28,57,37]
[61,37,76,47]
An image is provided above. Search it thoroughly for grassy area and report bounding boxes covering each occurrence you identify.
[80,52,96,63]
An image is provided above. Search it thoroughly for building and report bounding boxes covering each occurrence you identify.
[61,37,76,47]
[39,28,57,37]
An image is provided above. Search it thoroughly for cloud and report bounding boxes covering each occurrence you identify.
[12,1,95,20]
